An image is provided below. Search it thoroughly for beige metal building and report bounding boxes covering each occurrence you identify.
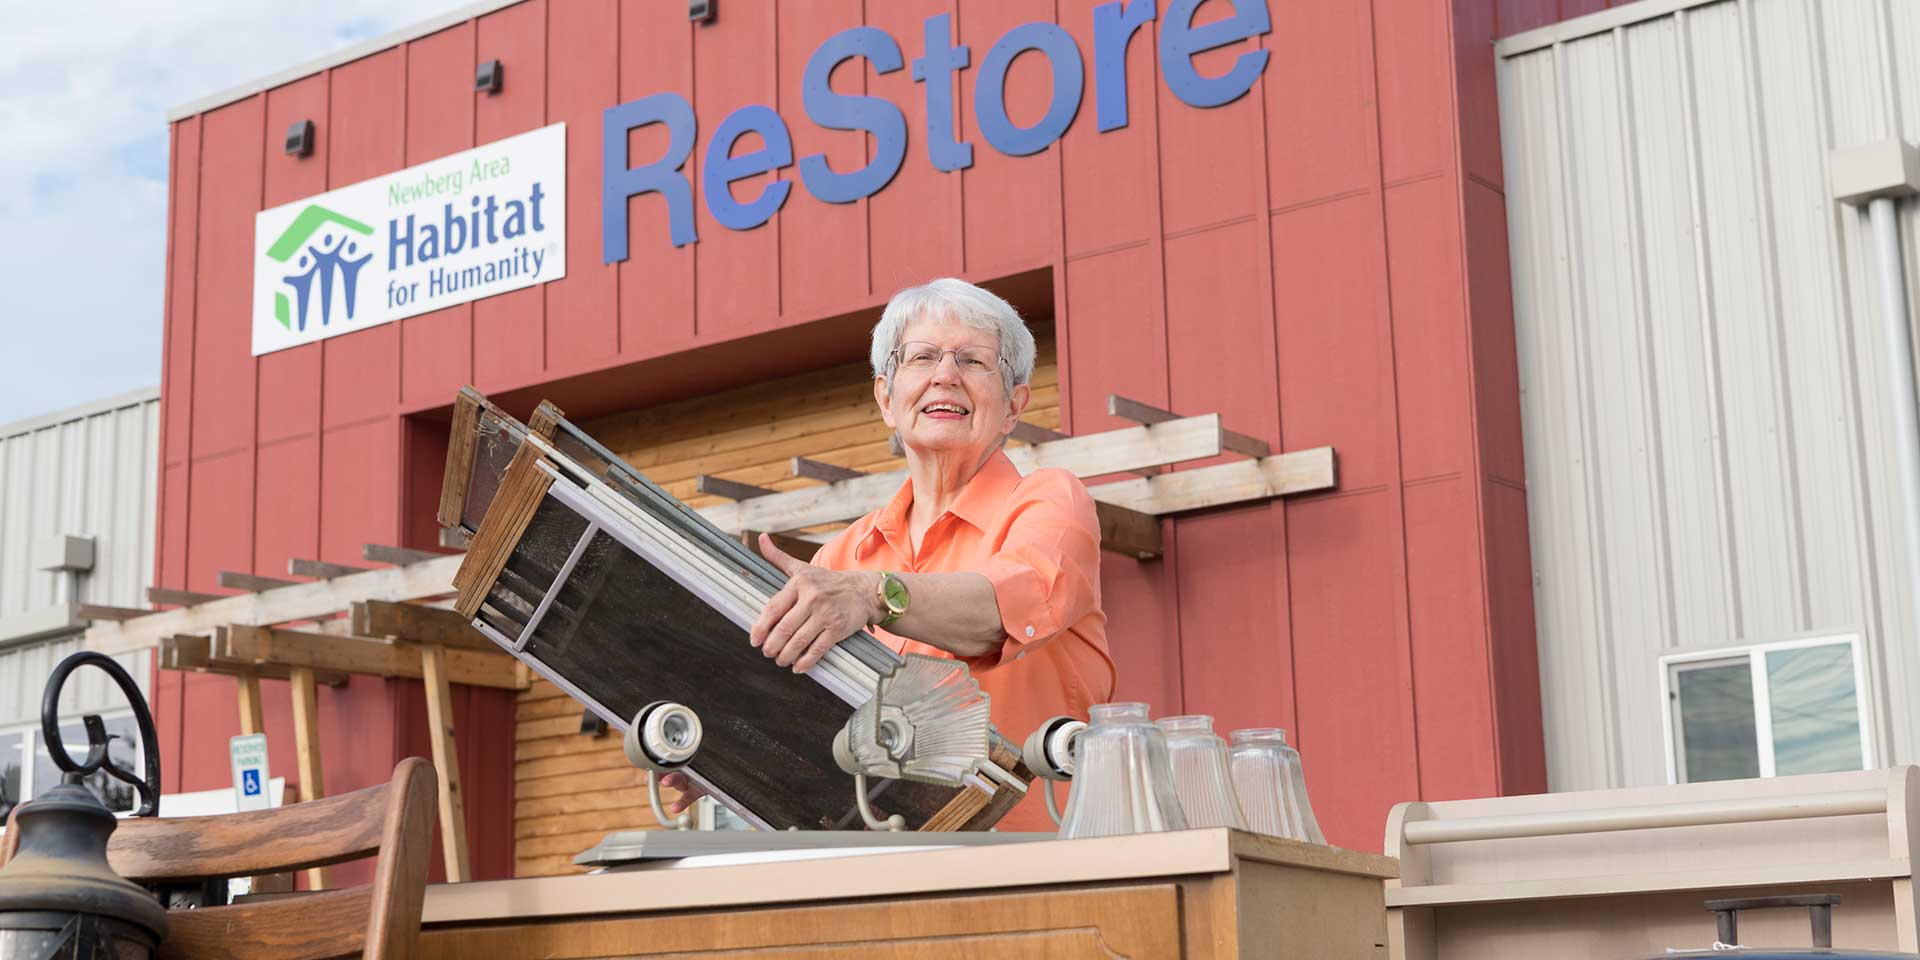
[0,386,159,812]
[1498,0,1920,791]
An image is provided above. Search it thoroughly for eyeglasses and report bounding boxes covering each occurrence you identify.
[889,341,1009,379]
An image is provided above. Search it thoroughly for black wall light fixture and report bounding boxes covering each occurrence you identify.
[690,0,714,22]
[284,119,314,157]
[476,59,504,95]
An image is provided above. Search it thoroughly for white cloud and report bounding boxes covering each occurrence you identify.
[0,0,469,425]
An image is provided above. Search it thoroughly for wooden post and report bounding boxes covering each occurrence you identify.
[236,670,264,736]
[419,644,471,882]
[289,666,328,890]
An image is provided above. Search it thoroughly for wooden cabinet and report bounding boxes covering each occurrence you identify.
[421,828,1395,959]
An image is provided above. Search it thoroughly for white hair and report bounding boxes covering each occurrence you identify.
[869,278,1036,394]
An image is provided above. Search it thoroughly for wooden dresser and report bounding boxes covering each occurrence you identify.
[420,827,1396,959]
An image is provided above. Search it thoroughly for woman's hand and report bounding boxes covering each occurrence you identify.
[750,533,882,673]
[658,771,704,815]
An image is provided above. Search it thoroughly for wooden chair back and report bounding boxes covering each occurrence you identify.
[3,757,435,960]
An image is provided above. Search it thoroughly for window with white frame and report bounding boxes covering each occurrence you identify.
[0,712,146,820]
[1661,635,1873,784]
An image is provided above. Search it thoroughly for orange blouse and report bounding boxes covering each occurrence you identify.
[810,449,1116,833]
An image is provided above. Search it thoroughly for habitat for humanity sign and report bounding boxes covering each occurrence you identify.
[251,123,566,356]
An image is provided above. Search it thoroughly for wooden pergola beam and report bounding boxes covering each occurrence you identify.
[289,558,370,580]
[87,555,463,656]
[1093,503,1163,560]
[158,634,349,686]
[1093,446,1337,515]
[789,457,866,484]
[1107,395,1270,459]
[77,604,147,622]
[350,600,497,653]
[219,571,301,592]
[696,475,778,501]
[1008,421,1069,445]
[215,625,524,690]
[147,587,222,607]
[363,544,446,565]
[701,415,1224,535]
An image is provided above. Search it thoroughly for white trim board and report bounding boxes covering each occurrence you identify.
[1496,0,1733,59]
[167,0,528,122]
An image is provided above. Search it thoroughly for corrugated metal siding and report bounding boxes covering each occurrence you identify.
[0,388,160,724]
[1499,0,1920,791]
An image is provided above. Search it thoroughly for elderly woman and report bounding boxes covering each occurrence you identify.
[667,278,1116,832]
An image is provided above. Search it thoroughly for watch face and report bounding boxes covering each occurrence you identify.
[883,575,910,613]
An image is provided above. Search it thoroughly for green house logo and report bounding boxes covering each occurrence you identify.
[265,204,374,331]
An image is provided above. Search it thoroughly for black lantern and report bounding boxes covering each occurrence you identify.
[0,651,167,958]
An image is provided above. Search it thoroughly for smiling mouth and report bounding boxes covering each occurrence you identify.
[920,401,970,419]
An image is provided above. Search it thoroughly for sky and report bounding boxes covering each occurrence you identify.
[0,0,469,427]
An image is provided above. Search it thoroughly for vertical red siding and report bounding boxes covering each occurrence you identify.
[399,26,479,409]
[693,9,780,339]
[957,0,1061,277]
[776,0,872,318]
[615,4,696,354]
[473,2,549,389]
[865,0,964,295]
[158,0,1556,857]
[546,0,620,371]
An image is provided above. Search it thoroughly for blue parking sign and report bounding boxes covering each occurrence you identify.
[241,768,262,796]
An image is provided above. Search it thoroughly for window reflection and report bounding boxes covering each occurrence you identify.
[1768,645,1862,776]
[1677,661,1760,782]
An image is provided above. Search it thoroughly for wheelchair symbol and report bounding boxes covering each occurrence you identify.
[241,768,261,796]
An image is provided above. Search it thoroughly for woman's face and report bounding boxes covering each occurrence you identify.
[875,312,1030,464]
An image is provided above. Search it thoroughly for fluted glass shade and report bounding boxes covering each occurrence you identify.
[1055,702,1188,840]
[1155,715,1249,830]
[844,655,992,785]
[1227,728,1325,843]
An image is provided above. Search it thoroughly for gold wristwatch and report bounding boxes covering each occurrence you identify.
[875,571,910,627]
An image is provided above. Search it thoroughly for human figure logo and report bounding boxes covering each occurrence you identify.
[241,768,262,797]
[251,124,566,356]
[263,204,375,332]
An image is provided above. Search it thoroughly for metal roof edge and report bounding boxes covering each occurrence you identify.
[0,385,161,440]
[166,0,528,123]
[1495,0,1720,58]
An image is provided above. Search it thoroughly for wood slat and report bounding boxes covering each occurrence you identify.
[516,788,653,821]
[89,555,464,655]
[351,600,499,652]
[515,746,633,782]
[790,456,866,483]
[220,570,302,592]
[363,543,447,565]
[147,586,223,607]
[290,557,370,579]
[1090,447,1338,515]
[696,414,1219,535]
[161,886,372,960]
[513,805,661,840]
[696,475,778,501]
[1108,394,1270,459]
[160,634,349,686]
[218,625,523,689]
[453,441,554,619]
[77,603,147,621]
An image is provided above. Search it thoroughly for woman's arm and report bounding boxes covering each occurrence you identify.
[749,535,1005,672]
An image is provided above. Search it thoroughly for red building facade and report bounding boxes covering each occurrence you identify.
[156,0,1620,876]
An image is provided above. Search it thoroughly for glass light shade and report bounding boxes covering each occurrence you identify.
[1154,715,1249,830]
[1227,728,1326,843]
[1055,703,1188,840]
[844,655,992,785]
